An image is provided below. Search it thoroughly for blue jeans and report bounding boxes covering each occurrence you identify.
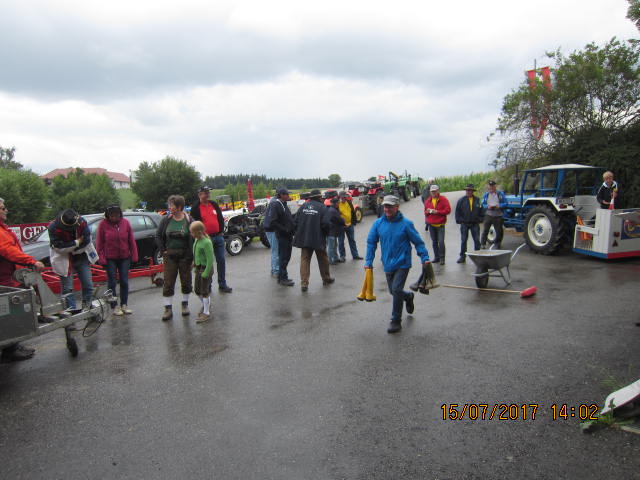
[459,224,481,257]
[327,235,339,263]
[266,231,279,275]
[105,258,131,305]
[338,225,360,259]
[385,268,410,323]
[60,254,94,309]
[210,234,229,288]
[427,224,446,261]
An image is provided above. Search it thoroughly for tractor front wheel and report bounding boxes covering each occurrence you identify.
[524,205,566,255]
[226,235,244,256]
[354,207,363,223]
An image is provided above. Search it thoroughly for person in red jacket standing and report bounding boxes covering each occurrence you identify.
[424,184,451,265]
[96,205,138,316]
[0,197,45,362]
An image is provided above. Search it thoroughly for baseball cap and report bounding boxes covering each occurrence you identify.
[381,195,400,206]
[488,180,497,186]
[430,184,439,191]
[198,185,211,193]
[276,187,290,196]
[464,184,476,191]
[339,191,348,198]
[309,189,322,198]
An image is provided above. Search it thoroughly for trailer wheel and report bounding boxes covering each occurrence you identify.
[401,187,409,202]
[260,232,270,248]
[226,235,244,256]
[67,337,79,357]
[475,267,489,288]
[524,205,566,255]
[354,208,363,223]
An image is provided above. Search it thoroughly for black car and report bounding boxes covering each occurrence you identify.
[23,212,163,267]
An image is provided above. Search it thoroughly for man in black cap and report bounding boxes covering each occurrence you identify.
[264,187,295,286]
[481,180,507,249]
[191,186,232,293]
[455,184,483,263]
[48,208,95,310]
[293,189,334,292]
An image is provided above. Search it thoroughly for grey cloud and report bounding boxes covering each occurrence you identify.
[1,10,518,102]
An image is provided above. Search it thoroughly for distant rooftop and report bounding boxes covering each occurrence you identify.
[41,168,131,183]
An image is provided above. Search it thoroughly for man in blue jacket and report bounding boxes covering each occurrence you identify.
[365,195,430,334]
[480,180,508,249]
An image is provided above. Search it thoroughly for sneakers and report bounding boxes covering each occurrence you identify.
[457,256,466,263]
[279,278,295,286]
[353,256,364,260]
[387,321,402,334]
[162,305,173,321]
[196,313,211,324]
[219,285,233,293]
[113,306,124,316]
[121,305,133,315]
[440,259,445,265]
[301,285,308,292]
[323,278,335,286]
[406,292,415,314]
[181,301,190,316]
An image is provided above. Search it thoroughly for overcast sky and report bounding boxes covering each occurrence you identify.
[1,0,637,182]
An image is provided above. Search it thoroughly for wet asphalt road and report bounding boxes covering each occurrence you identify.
[1,192,639,479]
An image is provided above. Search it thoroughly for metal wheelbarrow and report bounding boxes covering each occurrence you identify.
[466,244,526,289]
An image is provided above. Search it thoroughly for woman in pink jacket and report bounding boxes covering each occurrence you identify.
[96,205,138,316]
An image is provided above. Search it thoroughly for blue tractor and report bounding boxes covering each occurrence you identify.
[502,164,604,254]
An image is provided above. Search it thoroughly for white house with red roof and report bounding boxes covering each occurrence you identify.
[41,168,131,189]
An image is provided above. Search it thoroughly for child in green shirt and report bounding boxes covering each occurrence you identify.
[190,221,214,323]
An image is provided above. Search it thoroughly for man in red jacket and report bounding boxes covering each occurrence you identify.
[0,197,45,362]
[424,185,451,265]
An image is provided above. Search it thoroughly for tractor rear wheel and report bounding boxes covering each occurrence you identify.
[401,187,409,201]
[524,205,566,255]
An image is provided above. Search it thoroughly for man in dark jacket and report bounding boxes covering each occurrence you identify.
[596,171,621,209]
[293,189,334,292]
[190,186,232,293]
[263,187,295,286]
[326,196,345,264]
[49,209,94,310]
[455,184,483,263]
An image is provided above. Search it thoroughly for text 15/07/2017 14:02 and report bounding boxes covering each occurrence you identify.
[441,404,600,421]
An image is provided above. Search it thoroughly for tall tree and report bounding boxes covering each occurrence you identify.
[49,168,120,215]
[0,146,22,170]
[328,173,341,187]
[628,0,640,31]
[490,38,640,169]
[0,169,49,223]
[131,157,202,210]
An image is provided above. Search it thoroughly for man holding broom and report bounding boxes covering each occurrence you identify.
[364,195,430,334]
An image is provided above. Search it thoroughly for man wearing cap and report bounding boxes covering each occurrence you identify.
[421,177,436,203]
[191,186,232,293]
[293,189,334,292]
[337,191,363,261]
[0,197,45,362]
[455,184,483,263]
[265,187,295,286]
[262,194,282,277]
[365,195,430,334]
[424,185,451,265]
[48,208,95,310]
[481,180,507,249]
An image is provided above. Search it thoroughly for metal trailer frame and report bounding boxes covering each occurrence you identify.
[0,269,113,357]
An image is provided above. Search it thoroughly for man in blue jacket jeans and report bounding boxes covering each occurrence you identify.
[365,195,430,334]
[480,180,508,249]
